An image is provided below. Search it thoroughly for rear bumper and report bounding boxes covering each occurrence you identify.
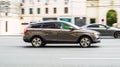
[23,36,31,43]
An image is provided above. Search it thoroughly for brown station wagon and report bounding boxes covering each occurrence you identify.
[23,21,100,48]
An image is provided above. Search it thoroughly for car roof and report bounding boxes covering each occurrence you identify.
[81,23,107,28]
[30,20,71,25]
[85,23,106,26]
[89,23,103,25]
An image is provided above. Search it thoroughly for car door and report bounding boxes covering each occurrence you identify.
[98,25,114,36]
[41,22,60,41]
[97,25,112,36]
[88,24,110,36]
[57,22,78,42]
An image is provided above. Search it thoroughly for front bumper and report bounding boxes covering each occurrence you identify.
[92,38,101,43]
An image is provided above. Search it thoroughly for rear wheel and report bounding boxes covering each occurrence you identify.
[31,37,46,47]
[114,32,120,38]
[79,36,91,48]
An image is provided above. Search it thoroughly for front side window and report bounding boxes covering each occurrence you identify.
[61,23,71,29]
[99,25,107,29]
[60,22,80,29]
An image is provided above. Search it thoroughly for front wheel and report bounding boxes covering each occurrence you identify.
[79,36,91,48]
[31,37,46,47]
[114,32,120,38]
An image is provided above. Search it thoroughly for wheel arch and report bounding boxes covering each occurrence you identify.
[77,35,93,43]
[30,35,45,42]
[114,31,120,38]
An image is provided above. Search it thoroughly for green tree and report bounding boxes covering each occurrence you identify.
[107,10,117,26]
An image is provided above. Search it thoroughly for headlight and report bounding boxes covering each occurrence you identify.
[93,32,100,38]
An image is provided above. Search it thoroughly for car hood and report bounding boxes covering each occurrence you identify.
[109,27,120,30]
[80,28,100,34]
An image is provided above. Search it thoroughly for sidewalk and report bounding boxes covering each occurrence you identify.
[0,34,23,37]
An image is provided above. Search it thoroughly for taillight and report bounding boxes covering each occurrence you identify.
[24,29,28,34]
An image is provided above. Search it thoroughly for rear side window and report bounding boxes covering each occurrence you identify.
[43,23,55,29]
[87,25,99,28]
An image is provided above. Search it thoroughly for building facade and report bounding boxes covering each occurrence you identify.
[0,0,120,35]
[87,0,120,27]
[20,0,87,31]
[0,0,21,35]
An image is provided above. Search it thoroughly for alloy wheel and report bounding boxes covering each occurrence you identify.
[32,37,42,47]
[80,37,91,48]
[114,32,120,38]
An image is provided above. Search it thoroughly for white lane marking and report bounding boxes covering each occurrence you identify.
[61,58,120,60]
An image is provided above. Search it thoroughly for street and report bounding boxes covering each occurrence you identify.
[0,36,120,67]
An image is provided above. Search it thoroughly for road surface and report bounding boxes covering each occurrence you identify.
[0,36,120,67]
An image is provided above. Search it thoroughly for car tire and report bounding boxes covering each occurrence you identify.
[114,32,120,38]
[31,37,46,47]
[79,36,91,48]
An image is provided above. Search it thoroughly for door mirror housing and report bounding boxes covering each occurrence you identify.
[106,26,110,30]
[69,27,75,31]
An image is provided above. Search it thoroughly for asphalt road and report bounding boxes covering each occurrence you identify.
[0,36,120,67]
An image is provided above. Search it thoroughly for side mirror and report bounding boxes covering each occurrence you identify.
[69,27,75,31]
[106,26,109,30]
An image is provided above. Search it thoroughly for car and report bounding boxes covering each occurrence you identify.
[23,21,100,48]
[81,24,120,38]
